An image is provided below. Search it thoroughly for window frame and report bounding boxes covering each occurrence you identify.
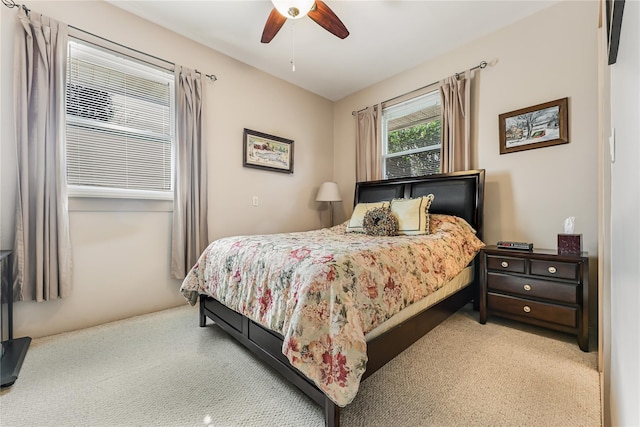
[65,29,176,201]
[381,88,442,180]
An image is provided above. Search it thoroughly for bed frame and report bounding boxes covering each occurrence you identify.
[199,169,485,427]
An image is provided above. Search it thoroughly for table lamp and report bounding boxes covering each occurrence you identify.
[315,182,342,227]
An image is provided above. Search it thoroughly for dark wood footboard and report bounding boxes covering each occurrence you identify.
[199,281,475,427]
[199,294,337,425]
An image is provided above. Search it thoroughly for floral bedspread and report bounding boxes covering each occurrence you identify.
[180,214,485,406]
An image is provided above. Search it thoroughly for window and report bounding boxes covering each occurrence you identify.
[381,90,441,179]
[65,39,175,199]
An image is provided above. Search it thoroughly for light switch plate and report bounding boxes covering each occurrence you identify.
[609,128,615,163]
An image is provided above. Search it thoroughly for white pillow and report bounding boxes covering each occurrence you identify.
[346,201,390,233]
[390,194,435,235]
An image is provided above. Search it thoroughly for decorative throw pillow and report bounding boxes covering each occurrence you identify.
[390,194,435,235]
[363,206,399,236]
[346,201,390,233]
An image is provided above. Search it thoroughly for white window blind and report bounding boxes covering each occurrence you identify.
[66,39,175,199]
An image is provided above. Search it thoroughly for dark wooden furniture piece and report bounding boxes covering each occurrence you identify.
[199,169,485,427]
[1,250,31,387]
[479,245,589,352]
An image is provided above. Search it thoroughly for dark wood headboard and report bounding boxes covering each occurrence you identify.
[354,169,485,240]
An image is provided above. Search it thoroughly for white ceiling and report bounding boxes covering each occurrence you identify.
[107,0,560,101]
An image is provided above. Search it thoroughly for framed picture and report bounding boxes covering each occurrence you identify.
[499,97,569,155]
[243,128,294,174]
[606,0,625,65]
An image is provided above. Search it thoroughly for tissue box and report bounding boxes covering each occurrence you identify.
[558,234,582,254]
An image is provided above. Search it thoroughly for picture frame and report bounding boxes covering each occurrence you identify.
[243,128,294,174]
[498,97,569,155]
[606,0,625,65]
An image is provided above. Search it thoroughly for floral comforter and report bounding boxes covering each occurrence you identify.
[180,214,485,406]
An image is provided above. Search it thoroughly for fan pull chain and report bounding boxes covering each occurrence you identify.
[290,22,296,72]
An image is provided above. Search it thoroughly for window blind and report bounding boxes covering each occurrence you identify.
[66,39,175,197]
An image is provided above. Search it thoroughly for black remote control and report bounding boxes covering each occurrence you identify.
[496,241,533,250]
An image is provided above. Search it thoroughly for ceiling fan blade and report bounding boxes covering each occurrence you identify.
[261,8,287,43]
[307,1,349,39]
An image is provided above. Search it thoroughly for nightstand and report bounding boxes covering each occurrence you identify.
[479,245,589,352]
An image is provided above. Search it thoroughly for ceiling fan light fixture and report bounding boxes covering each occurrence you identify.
[272,0,315,19]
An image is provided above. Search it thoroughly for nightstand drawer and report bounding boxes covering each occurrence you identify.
[487,272,579,304]
[488,293,577,328]
[530,259,578,281]
[486,255,525,273]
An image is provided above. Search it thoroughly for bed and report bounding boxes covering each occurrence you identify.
[181,169,485,427]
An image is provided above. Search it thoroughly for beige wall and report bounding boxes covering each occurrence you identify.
[0,1,334,338]
[334,1,598,277]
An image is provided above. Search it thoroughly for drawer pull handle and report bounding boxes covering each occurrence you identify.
[523,305,531,313]
[523,284,532,291]
[548,266,557,274]
[501,261,509,268]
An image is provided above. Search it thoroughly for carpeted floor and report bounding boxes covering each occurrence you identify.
[0,304,600,427]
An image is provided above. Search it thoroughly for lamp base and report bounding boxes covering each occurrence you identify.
[328,201,334,228]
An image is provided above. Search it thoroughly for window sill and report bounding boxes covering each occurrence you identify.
[68,186,173,201]
[67,186,173,212]
[68,197,173,213]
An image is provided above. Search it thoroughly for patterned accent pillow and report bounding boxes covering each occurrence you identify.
[346,201,391,233]
[390,194,435,235]
[362,206,399,236]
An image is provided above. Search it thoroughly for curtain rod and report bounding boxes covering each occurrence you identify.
[352,60,487,116]
[2,0,218,82]
[68,25,218,82]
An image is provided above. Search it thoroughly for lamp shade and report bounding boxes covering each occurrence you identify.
[316,182,342,202]
[272,0,315,19]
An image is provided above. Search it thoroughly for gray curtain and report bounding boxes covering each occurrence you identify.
[440,70,472,173]
[355,105,382,182]
[171,67,208,279]
[13,9,72,301]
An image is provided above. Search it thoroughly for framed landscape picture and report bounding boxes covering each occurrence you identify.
[243,128,294,174]
[499,97,569,155]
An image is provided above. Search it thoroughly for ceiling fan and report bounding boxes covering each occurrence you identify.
[261,0,350,43]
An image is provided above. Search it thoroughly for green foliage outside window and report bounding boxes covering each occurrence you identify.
[387,120,441,153]
[386,120,441,178]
